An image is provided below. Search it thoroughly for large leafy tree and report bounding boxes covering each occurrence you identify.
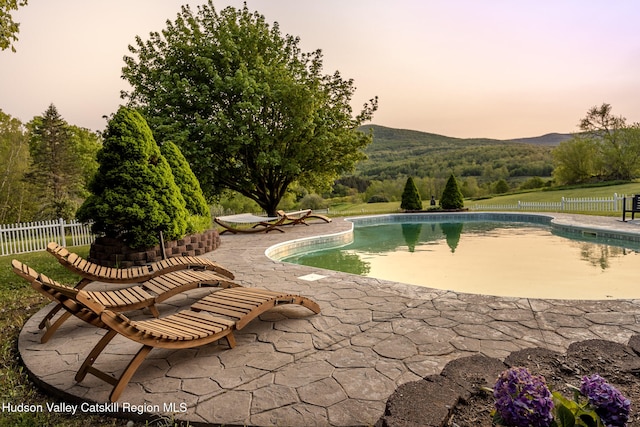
[1,0,28,52]
[552,135,599,185]
[578,103,640,181]
[77,107,189,249]
[122,2,377,216]
[25,104,100,220]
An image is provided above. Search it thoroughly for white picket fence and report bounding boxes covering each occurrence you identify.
[0,218,94,256]
[471,193,627,213]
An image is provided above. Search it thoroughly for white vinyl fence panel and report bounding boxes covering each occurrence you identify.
[0,219,94,256]
[471,194,626,213]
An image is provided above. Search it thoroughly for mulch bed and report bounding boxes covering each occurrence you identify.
[377,336,640,427]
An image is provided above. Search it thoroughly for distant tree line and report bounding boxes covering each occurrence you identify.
[0,105,100,223]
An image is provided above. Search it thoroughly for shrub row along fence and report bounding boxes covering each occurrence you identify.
[470,193,627,213]
[0,219,94,256]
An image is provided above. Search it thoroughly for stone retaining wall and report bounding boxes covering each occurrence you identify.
[88,229,221,267]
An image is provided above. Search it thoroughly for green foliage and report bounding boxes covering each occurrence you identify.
[0,109,37,223]
[551,391,601,427]
[553,134,599,185]
[520,176,547,190]
[367,195,389,203]
[212,191,262,216]
[553,103,640,185]
[77,107,189,249]
[440,174,464,209]
[334,176,371,193]
[357,125,556,182]
[400,176,422,211]
[0,0,28,52]
[492,179,510,194]
[122,1,377,216]
[25,104,100,220]
[298,193,328,210]
[160,141,211,232]
[159,141,208,216]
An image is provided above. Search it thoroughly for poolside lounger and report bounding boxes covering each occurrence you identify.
[77,286,319,402]
[47,242,235,284]
[214,213,286,234]
[44,242,235,328]
[13,260,320,402]
[74,290,236,402]
[12,259,239,343]
[276,209,332,226]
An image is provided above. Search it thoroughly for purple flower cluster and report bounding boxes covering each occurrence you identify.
[580,374,630,427]
[493,367,554,427]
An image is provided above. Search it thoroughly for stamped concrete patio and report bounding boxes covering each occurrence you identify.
[18,213,640,426]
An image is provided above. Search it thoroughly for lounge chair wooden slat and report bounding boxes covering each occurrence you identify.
[199,294,263,310]
[191,288,321,330]
[189,303,249,319]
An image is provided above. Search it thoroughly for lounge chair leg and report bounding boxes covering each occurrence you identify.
[109,345,153,402]
[300,298,321,314]
[226,332,237,349]
[148,305,160,318]
[38,304,63,330]
[40,311,73,344]
[38,278,92,330]
[75,329,118,382]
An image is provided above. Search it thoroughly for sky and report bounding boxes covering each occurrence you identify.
[1,0,640,140]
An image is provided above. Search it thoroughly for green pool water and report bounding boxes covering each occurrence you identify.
[282,221,640,299]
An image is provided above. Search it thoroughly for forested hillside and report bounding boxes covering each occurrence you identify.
[356,125,567,182]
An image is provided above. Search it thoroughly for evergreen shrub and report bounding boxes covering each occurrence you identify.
[400,176,422,211]
[77,107,189,249]
[440,174,464,210]
[160,141,211,233]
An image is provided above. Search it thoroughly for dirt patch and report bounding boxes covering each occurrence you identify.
[377,337,640,427]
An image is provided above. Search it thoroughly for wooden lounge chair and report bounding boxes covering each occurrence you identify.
[76,287,320,401]
[47,242,235,284]
[44,242,235,329]
[13,261,320,402]
[74,290,236,402]
[12,259,239,343]
[214,213,286,234]
[277,209,332,226]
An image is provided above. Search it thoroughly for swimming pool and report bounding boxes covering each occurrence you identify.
[273,213,640,300]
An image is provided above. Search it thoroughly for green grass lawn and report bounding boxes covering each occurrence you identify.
[0,247,132,427]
